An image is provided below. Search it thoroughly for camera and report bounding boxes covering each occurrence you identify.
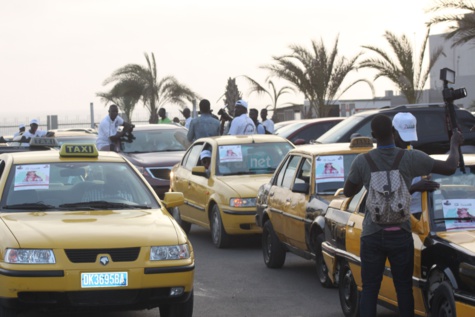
[217,107,233,122]
[440,68,467,102]
[121,123,135,143]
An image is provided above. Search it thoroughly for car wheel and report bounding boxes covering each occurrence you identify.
[159,290,194,317]
[431,281,455,317]
[0,306,17,317]
[339,261,360,317]
[171,206,191,234]
[210,205,230,248]
[315,244,333,288]
[262,220,286,268]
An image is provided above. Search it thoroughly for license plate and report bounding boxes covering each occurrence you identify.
[81,272,128,288]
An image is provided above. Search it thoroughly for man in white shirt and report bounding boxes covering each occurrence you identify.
[20,119,53,146]
[96,104,128,151]
[260,108,274,134]
[13,124,26,138]
[228,100,256,135]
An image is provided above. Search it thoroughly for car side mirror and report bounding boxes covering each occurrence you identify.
[192,166,209,178]
[292,182,309,194]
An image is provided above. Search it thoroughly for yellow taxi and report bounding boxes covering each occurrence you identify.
[0,143,194,316]
[255,137,374,286]
[321,154,475,316]
[169,135,294,248]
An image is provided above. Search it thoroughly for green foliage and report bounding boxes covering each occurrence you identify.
[427,0,475,47]
[262,36,373,118]
[360,28,444,104]
[99,52,199,123]
[223,77,242,115]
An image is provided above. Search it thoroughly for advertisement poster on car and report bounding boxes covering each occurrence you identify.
[219,145,243,163]
[442,199,475,230]
[315,155,344,183]
[14,164,50,190]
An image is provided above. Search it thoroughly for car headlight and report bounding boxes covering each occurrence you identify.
[150,244,190,261]
[229,198,257,207]
[5,249,56,264]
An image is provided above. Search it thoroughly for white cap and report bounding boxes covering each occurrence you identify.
[19,124,25,129]
[392,112,417,142]
[30,119,39,125]
[200,150,211,160]
[235,100,248,109]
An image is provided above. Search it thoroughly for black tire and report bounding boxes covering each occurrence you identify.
[431,281,456,317]
[315,242,333,288]
[339,262,360,317]
[171,206,192,234]
[0,306,17,317]
[159,290,194,317]
[262,220,286,268]
[210,205,230,248]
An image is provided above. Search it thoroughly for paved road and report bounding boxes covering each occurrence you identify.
[24,226,397,317]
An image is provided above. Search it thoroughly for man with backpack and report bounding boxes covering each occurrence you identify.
[343,114,463,317]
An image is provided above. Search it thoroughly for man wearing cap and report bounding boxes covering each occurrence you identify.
[228,100,256,135]
[187,99,220,142]
[392,113,440,216]
[13,124,26,138]
[200,150,212,170]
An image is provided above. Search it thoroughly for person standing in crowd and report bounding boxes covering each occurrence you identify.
[260,108,274,134]
[187,99,220,142]
[20,119,54,146]
[228,100,255,135]
[392,113,440,217]
[182,108,192,129]
[158,108,172,124]
[13,124,26,138]
[249,108,265,134]
[343,114,463,317]
[96,104,130,151]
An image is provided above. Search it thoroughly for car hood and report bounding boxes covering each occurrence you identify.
[437,230,475,253]
[1,210,179,248]
[217,175,272,197]
[121,151,185,166]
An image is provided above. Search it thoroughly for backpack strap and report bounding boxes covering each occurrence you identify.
[391,149,405,170]
[364,153,379,172]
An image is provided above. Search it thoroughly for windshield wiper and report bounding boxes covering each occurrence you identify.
[59,201,151,210]
[3,203,57,210]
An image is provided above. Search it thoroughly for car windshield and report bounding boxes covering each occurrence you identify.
[315,154,359,194]
[316,116,366,143]
[121,129,189,153]
[275,122,307,138]
[1,162,160,211]
[430,167,475,232]
[216,142,294,176]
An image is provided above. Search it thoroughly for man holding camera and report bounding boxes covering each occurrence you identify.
[96,104,132,151]
[228,100,256,135]
[187,99,220,142]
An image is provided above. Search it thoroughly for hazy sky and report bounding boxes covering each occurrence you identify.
[1,0,445,122]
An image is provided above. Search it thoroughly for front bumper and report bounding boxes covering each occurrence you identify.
[221,208,262,235]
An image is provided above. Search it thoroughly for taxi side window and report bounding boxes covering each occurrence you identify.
[183,144,202,170]
[278,155,301,190]
[295,158,311,186]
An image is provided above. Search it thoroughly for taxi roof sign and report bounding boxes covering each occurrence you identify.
[60,144,99,157]
[349,136,373,148]
[30,137,59,147]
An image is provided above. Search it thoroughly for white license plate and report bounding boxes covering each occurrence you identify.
[81,272,128,288]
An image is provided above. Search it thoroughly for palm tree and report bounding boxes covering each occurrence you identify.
[427,0,475,47]
[262,36,373,118]
[241,76,295,117]
[96,78,143,122]
[359,28,444,104]
[103,52,198,123]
